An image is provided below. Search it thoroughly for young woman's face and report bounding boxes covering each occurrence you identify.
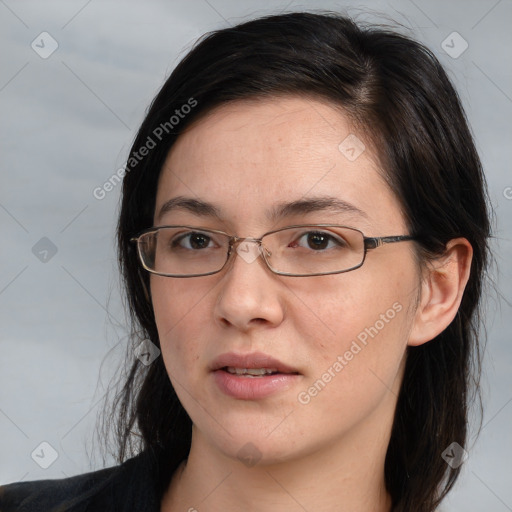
[151,96,420,464]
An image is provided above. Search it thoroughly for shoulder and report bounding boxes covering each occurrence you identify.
[0,450,161,512]
[0,465,118,512]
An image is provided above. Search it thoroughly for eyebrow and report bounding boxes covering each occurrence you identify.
[268,196,368,222]
[157,196,223,222]
[156,195,368,223]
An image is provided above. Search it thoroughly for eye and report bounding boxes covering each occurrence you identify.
[173,231,215,250]
[291,231,347,251]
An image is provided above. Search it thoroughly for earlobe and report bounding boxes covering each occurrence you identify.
[408,238,473,347]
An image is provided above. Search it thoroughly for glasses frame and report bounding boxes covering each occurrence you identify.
[130,224,416,278]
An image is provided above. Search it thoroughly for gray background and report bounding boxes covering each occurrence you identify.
[0,0,511,509]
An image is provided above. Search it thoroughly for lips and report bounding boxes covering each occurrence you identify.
[210,352,301,400]
[210,351,299,375]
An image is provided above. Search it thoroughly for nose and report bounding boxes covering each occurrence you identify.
[213,239,285,331]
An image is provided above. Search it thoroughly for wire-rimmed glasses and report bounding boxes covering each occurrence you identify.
[130,224,416,278]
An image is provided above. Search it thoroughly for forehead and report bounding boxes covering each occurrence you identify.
[156,96,404,232]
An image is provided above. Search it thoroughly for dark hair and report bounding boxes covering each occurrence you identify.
[102,11,490,511]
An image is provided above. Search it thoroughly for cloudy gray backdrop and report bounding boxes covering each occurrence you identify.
[1,0,511,509]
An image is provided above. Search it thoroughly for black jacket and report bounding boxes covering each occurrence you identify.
[0,449,178,511]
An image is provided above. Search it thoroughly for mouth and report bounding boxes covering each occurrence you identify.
[210,351,300,375]
[211,352,301,399]
[222,367,287,377]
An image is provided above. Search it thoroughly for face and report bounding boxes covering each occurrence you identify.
[150,96,421,465]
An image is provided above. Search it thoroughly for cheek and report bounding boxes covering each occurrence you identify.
[291,267,415,400]
[291,304,408,439]
[150,278,212,372]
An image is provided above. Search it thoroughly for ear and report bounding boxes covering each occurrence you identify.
[408,238,473,347]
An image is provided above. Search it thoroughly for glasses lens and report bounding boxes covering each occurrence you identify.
[138,227,229,276]
[263,226,365,275]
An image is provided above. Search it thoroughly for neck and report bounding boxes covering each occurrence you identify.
[161,419,393,512]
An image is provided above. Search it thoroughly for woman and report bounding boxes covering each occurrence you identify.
[0,11,490,512]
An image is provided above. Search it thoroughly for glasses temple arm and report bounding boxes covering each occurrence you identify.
[364,235,416,250]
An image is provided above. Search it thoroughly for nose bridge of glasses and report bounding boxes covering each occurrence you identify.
[230,236,272,262]
[230,236,262,245]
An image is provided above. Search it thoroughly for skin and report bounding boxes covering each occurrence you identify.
[153,96,472,511]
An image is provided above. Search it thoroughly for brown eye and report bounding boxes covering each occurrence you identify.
[173,232,213,250]
[306,232,329,250]
[291,231,346,251]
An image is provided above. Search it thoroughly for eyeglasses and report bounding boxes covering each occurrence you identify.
[130,224,416,278]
